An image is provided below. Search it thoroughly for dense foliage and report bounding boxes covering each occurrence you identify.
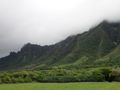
[0,68,120,83]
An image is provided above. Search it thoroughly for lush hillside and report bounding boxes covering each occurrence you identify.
[0,21,120,71]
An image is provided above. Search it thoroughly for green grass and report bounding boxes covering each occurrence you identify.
[0,82,120,90]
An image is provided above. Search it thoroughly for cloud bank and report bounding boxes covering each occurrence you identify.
[0,0,120,57]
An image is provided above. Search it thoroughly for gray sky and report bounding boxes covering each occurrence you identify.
[0,0,120,57]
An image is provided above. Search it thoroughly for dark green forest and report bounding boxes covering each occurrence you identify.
[0,67,120,83]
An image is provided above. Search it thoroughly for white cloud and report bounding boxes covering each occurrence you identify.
[0,0,120,57]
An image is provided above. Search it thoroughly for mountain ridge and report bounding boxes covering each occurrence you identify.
[1,20,120,71]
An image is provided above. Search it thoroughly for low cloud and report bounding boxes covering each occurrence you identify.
[0,0,120,57]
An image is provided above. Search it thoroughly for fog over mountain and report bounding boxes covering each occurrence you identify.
[0,0,120,57]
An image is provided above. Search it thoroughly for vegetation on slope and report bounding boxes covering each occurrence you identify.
[0,21,120,70]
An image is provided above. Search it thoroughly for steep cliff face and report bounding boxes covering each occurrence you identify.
[0,21,120,71]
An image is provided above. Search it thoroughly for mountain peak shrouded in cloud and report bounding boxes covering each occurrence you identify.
[0,0,120,57]
[1,21,120,70]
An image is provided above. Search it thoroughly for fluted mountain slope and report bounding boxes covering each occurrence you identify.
[0,21,120,70]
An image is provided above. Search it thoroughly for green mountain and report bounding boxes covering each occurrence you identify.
[0,21,120,71]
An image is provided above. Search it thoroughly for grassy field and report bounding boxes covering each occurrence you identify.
[0,82,120,90]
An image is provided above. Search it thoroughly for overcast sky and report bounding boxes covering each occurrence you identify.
[0,0,120,57]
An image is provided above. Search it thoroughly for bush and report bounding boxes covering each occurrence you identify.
[0,68,120,83]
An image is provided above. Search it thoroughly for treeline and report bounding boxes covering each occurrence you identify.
[0,68,120,83]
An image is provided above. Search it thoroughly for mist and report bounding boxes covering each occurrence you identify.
[0,0,120,57]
